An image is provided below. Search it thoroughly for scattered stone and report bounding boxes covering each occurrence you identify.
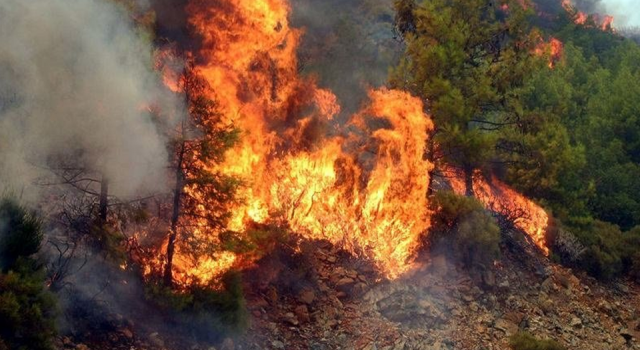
[62,337,73,347]
[271,340,285,349]
[121,328,133,339]
[283,312,299,326]
[620,328,634,345]
[494,318,519,335]
[149,332,164,348]
[295,305,311,323]
[221,338,235,350]
[299,289,316,305]
[570,317,583,328]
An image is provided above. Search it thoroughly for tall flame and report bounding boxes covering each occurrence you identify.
[153,0,435,284]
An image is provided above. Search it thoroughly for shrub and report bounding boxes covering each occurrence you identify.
[564,219,640,280]
[430,191,501,270]
[0,198,43,271]
[509,332,566,350]
[0,198,56,350]
[0,266,57,350]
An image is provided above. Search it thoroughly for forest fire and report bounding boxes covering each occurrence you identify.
[151,0,434,284]
[535,36,564,68]
[449,172,549,255]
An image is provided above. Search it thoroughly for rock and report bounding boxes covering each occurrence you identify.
[149,332,165,348]
[504,312,524,325]
[362,343,378,350]
[336,277,356,293]
[75,345,90,350]
[62,337,73,347]
[538,297,555,315]
[481,270,496,288]
[295,305,310,323]
[498,280,510,289]
[620,328,634,344]
[570,317,582,328]
[266,286,278,304]
[494,318,519,335]
[272,340,285,349]
[253,297,269,309]
[541,277,555,293]
[221,338,235,350]
[461,293,474,302]
[337,277,355,287]
[283,312,299,326]
[121,328,133,339]
[299,289,316,305]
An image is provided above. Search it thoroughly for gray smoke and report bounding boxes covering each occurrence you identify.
[0,0,178,201]
[291,0,401,113]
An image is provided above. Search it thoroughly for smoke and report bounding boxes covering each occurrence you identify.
[291,0,401,113]
[0,0,177,200]
[572,0,640,28]
[596,0,640,27]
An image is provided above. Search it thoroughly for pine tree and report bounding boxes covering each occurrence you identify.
[392,0,538,196]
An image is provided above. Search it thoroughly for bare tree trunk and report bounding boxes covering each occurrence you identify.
[98,175,109,228]
[164,142,186,287]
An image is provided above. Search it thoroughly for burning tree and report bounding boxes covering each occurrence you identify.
[162,62,241,287]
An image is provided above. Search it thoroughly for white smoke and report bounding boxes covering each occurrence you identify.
[598,0,640,28]
[0,0,177,200]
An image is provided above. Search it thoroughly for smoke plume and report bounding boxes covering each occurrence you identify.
[0,0,176,200]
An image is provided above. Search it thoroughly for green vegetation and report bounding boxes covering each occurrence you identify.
[394,0,640,280]
[0,198,57,350]
[509,332,566,350]
[511,13,640,279]
[429,191,501,270]
[392,0,538,195]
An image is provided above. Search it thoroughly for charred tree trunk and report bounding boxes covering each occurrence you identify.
[425,133,436,197]
[164,142,186,287]
[464,163,474,197]
[98,175,109,228]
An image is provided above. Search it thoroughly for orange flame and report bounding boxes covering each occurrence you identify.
[450,171,549,255]
[534,36,564,68]
[150,0,435,284]
[561,0,614,29]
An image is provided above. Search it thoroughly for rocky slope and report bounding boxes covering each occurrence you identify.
[55,232,640,350]
[237,236,640,350]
